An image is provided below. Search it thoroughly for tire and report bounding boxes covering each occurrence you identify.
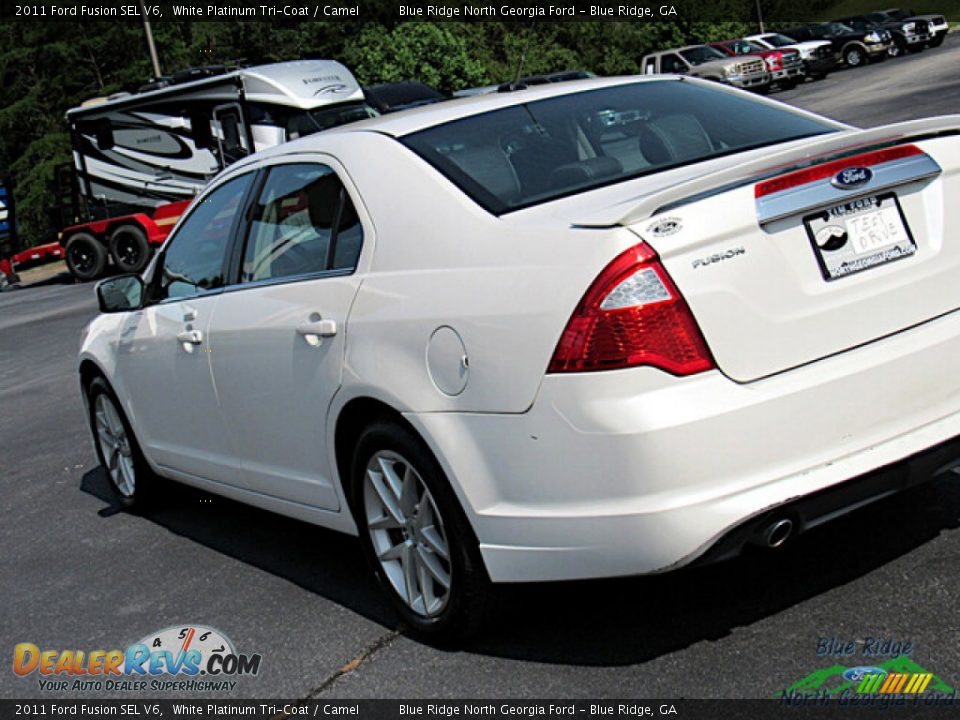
[108,224,152,274]
[888,38,905,58]
[930,35,944,48]
[86,376,157,510]
[844,46,866,67]
[350,420,490,643]
[779,79,798,90]
[65,232,108,281]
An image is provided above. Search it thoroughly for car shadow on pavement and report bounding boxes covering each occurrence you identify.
[80,467,398,629]
[81,466,960,667]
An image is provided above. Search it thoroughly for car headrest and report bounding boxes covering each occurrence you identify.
[550,157,624,188]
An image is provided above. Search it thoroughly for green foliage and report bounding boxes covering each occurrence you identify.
[343,23,490,92]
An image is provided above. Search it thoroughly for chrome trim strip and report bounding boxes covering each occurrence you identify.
[755,154,942,225]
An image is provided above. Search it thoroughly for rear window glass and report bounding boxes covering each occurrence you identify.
[399,80,836,214]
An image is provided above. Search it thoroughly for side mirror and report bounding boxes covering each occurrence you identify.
[96,274,144,313]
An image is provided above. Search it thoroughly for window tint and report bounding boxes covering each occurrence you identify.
[400,80,837,215]
[241,163,362,283]
[160,173,253,301]
[679,46,726,65]
[660,54,688,73]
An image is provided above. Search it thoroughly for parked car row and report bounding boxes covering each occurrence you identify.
[642,7,949,90]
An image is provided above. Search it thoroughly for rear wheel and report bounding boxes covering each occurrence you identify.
[351,421,490,642]
[86,377,157,510]
[929,34,945,48]
[109,224,152,274]
[65,233,107,281]
[888,38,906,57]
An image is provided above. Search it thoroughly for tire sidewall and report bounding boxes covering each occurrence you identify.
[109,225,151,274]
[65,233,107,281]
[350,421,488,642]
[86,376,153,510]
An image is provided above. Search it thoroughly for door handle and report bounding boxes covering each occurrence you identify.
[296,318,337,346]
[177,330,203,346]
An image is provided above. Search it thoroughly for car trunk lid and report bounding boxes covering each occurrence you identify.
[580,116,960,382]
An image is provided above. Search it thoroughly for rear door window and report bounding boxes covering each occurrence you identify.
[240,163,362,283]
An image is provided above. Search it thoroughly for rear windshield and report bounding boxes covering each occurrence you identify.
[399,80,836,214]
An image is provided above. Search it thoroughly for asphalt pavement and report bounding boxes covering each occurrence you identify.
[2,33,960,700]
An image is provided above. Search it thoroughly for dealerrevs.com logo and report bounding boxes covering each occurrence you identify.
[13,625,262,693]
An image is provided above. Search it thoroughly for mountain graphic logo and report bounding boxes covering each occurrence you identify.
[783,655,954,698]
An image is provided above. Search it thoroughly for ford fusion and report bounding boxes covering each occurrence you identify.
[79,77,960,639]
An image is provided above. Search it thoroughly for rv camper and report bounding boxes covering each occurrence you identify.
[60,60,376,280]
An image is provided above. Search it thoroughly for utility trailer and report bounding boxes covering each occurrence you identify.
[60,60,375,280]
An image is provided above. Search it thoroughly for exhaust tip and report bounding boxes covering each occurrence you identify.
[764,518,794,549]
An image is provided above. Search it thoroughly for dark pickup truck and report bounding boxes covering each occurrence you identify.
[835,13,932,57]
[880,8,949,47]
[778,22,893,67]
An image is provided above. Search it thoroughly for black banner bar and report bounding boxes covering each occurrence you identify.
[5,699,960,720]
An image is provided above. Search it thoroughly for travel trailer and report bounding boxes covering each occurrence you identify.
[60,60,376,279]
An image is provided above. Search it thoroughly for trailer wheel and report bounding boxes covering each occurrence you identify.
[109,225,151,274]
[65,233,108,282]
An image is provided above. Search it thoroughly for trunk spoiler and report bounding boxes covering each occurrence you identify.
[572,115,960,229]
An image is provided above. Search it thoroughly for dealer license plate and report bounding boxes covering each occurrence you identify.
[804,193,916,281]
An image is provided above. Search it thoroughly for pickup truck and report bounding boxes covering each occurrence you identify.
[641,45,771,92]
[835,13,932,57]
[708,39,805,89]
[778,22,893,67]
[882,8,949,47]
[745,32,837,80]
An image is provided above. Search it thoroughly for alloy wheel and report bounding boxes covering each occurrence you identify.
[363,450,452,618]
[94,394,136,497]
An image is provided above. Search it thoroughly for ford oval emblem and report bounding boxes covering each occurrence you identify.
[832,166,873,190]
[842,666,887,683]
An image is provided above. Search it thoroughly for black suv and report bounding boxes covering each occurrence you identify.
[778,22,892,67]
[835,13,931,57]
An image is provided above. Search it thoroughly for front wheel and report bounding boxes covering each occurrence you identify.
[351,421,490,642]
[86,377,157,510]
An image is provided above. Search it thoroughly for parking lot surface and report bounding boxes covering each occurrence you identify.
[2,33,960,699]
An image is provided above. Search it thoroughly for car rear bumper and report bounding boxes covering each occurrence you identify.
[407,308,960,583]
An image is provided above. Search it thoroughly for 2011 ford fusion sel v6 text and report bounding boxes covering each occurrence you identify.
[78,76,960,640]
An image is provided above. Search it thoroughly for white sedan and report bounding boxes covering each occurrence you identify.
[80,76,960,640]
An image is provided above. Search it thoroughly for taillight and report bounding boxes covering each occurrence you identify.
[548,243,715,375]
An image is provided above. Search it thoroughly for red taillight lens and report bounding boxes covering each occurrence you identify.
[548,243,715,375]
[754,144,924,198]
